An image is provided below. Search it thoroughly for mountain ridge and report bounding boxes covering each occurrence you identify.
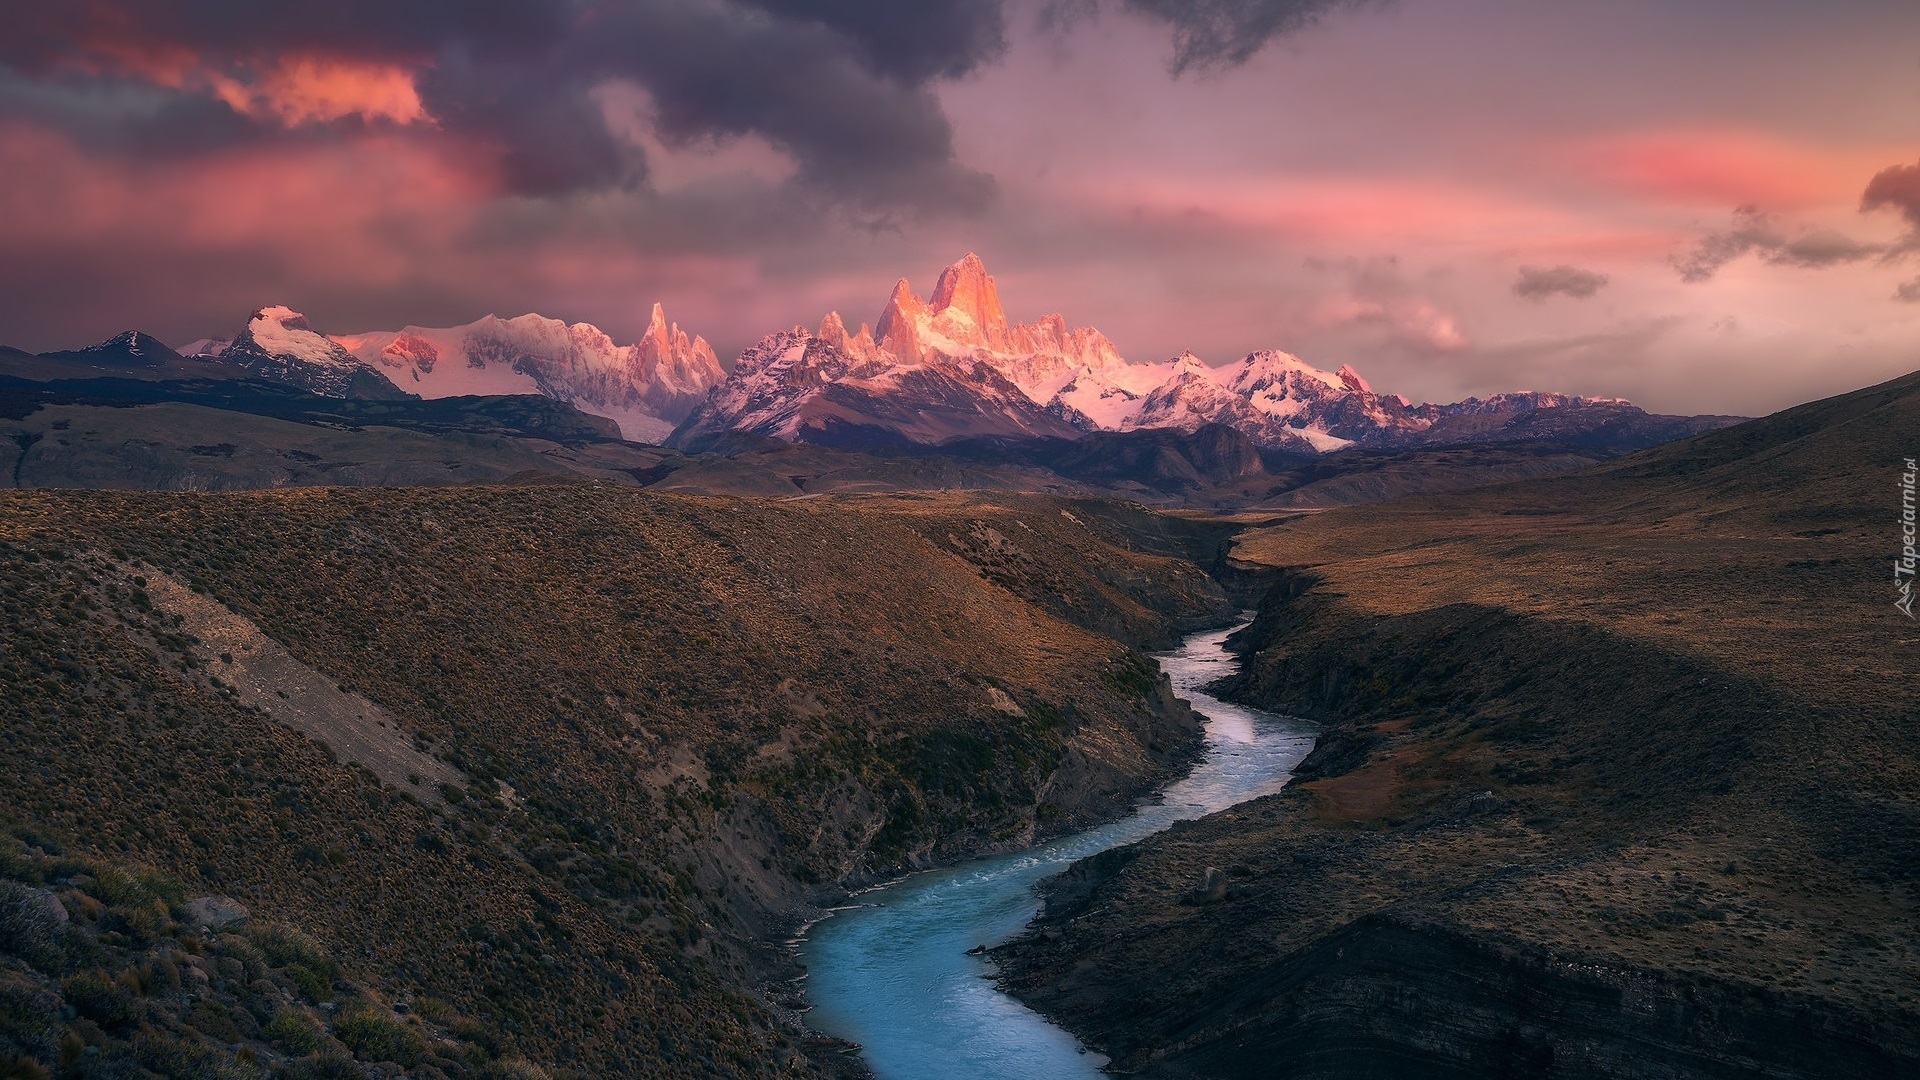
[10,254,1741,454]
[672,252,1741,454]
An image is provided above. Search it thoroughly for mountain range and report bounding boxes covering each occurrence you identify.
[9,253,1739,457]
[160,303,725,441]
[667,253,1738,454]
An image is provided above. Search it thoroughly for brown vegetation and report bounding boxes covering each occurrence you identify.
[995,372,1920,1077]
[0,484,1229,1077]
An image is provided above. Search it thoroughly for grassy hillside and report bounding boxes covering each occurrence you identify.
[994,372,1920,1077]
[0,484,1228,1078]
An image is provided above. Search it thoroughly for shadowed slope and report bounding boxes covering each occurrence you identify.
[993,370,1920,1077]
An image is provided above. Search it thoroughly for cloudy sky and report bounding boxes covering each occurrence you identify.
[2,0,1917,415]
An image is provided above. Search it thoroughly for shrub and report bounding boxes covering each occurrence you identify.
[247,926,333,980]
[330,1005,424,1067]
[60,970,134,1027]
[277,1053,363,1080]
[0,883,65,973]
[132,1030,244,1080]
[282,964,329,1003]
[85,866,180,908]
[0,973,60,1067]
[264,1008,323,1055]
[0,1054,51,1080]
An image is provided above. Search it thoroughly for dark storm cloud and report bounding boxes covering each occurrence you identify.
[0,68,260,158]
[0,0,1003,207]
[1672,205,1882,283]
[1120,0,1376,73]
[582,2,995,207]
[739,0,1007,82]
[1862,160,1920,247]
[0,1,563,68]
[1514,264,1609,301]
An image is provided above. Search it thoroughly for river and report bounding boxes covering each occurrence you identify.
[797,620,1315,1079]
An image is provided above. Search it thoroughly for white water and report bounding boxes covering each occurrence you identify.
[798,621,1315,1078]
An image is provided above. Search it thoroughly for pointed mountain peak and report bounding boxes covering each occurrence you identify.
[1336,363,1372,394]
[1173,351,1213,375]
[638,302,672,354]
[252,305,313,333]
[42,329,181,366]
[929,252,1005,333]
[106,330,168,353]
[818,310,850,349]
[874,278,929,361]
[1232,348,1344,393]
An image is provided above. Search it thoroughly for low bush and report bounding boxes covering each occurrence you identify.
[331,1005,425,1066]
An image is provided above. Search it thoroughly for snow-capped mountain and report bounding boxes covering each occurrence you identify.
[1123,352,1340,453]
[670,327,1083,449]
[673,253,1168,449]
[173,303,724,440]
[156,256,1723,454]
[333,304,724,442]
[40,330,183,369]
[176,336,228,359]
[220,306,410,400]
[837,253,1169,429]
[677,252,1714,455]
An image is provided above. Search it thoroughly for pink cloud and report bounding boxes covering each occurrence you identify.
[0,123,481,263]
[1061,173,1581,248]
[45,32,431,129]
[207,54,429,127]
[0,120,788,351]
[1566,129,1902,210]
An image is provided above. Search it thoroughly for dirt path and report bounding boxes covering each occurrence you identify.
[140,569,468,803]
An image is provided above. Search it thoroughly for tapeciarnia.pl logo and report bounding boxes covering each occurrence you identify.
[1900,457,1917,618]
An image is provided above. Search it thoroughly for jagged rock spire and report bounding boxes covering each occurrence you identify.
[928,252,1006,339]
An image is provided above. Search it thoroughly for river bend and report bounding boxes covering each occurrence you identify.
[799,621,1315,1079]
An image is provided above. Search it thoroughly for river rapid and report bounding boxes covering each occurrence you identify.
[798,620,1315,1079]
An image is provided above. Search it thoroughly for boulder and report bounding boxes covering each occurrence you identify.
[184,895,249,931]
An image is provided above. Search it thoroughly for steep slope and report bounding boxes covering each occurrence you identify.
[0,485,1229,1077]
[334,304,724,442]
[994,370,1920,1076]
[219,306,410,400]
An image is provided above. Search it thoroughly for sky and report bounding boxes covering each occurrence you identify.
[1,0,1918,415]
